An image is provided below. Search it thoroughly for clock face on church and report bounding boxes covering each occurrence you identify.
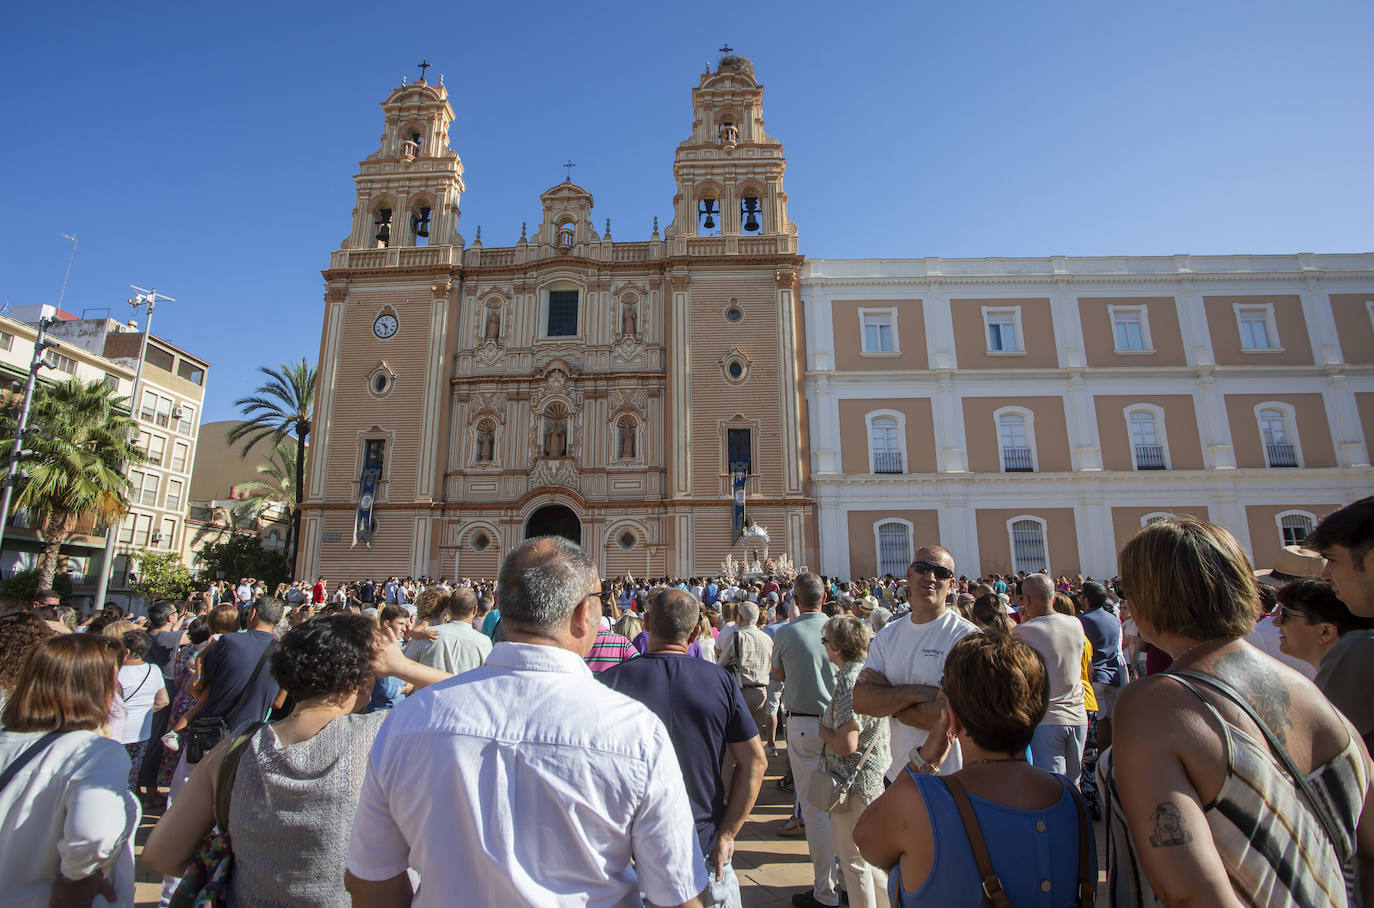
[373,314,398,338]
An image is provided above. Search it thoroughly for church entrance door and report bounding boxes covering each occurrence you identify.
[525,505,582,545]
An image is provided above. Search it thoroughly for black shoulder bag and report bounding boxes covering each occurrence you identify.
[184,641,276,764]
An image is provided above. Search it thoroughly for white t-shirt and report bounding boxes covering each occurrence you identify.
[115,663,164,744]
[865,608,978,780]
[1013,613,1088,727]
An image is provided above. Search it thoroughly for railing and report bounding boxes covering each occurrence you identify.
[1002,447,1035,472]
[1134,445,1167,470]
[139,408,156,421]
[872,452,905,474]
[1267,443,1298,467]
[479,248,517,267]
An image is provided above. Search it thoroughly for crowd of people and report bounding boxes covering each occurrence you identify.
[0,495,1372,907]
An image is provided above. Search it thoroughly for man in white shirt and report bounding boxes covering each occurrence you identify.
[854,545,978,781]
[1012,573,1089,786]
[403,587,492,674]
[346,536,706,908]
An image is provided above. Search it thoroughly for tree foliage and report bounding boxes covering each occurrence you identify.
[196,534,290,590]
[131,550,198,603]
[227,360,313,576]
[228,439,297,530]
[0,569,73,604]
[2,378,144,590]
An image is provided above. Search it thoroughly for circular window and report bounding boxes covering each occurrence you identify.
[368,370,394,398]
[727,361,744,379]
[471,532,490,552]
[617,530,637,551]
[725,306,743,322]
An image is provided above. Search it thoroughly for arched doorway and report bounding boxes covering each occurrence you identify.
[525,504,582,545]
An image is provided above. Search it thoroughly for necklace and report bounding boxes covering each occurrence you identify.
[1172,637,1228,666]
[966,755,1027,766]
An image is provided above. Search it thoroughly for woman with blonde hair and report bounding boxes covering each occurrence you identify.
[1103,516,1374,905]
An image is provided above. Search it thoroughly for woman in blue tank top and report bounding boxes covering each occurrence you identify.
[854,632,1095,906]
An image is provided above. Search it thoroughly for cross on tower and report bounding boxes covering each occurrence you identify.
[562,160,576,182]
[719,44,733,55]
[417,59,431,82]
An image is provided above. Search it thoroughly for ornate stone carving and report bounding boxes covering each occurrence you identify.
[529,457,579,492]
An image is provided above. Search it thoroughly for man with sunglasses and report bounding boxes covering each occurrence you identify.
[853,546,977,783]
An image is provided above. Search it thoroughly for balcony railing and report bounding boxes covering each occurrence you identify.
[872,452,905,474]
[1002,447,1035,472]
[1267,443,1298,468]
[1134,445,1167,470]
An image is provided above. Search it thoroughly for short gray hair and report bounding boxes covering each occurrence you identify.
[646,587,700,643]
[737,600,759,626]
[1022,573,1054,604]
[496,536,598,631]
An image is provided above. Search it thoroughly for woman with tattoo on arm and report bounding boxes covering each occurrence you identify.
[1104,517,1374,907]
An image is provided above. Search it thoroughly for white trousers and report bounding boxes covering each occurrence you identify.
[786,717,839,906]
[829,793,889,908]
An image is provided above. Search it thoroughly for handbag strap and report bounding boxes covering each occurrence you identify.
[819,721,884,793]
[1167,668,1344,851]
[0,730,65,794]
[943,775,1011,908]
[212,722,265,831]
[120,664,154,703]
[225,639,277,728]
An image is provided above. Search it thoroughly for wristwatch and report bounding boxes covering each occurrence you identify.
[909,748,941,775]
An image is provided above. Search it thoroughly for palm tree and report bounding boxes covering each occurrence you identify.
[227,360,314,575]
[228,439,297,535]
[5,378,144,590]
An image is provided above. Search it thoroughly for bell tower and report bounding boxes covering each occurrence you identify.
[301,70,465,582]
[666,52,795,245]
[344,78,465,250]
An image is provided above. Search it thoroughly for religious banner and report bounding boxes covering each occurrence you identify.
[352,465,381,549]
[730,459,748,544]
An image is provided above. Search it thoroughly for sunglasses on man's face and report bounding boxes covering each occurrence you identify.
[909,561,955,582]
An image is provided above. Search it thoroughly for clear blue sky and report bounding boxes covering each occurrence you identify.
[3,1,1371,423]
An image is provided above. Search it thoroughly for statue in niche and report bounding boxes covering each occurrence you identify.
[617,418,635,459]
[483,306,501,343]
[475,424,494,462]
[543,416,567,457]
[621,299,638,337]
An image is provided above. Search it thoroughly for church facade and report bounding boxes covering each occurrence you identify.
[299,56,816,581]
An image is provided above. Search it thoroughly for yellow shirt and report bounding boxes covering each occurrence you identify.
[1081,640,1098,712]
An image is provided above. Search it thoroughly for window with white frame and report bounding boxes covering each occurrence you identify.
[147,433,166,468]
[171,441,189,473]
[859,308,897,354]
[1235,303,1280,351]
[868,414,904,473]
[165,478,183,513]
[1278,511,1316,548]
[983,307,1024,353]
[1127,407,1168,470]
[996,410,1036,472]
[875,521,912,578]
[1009,517,1048,574]
[1109,304,1152,353]
[132,514,152,547]
[138,472,160,506]
[1258,405,1300,467]
[158,518,177,550]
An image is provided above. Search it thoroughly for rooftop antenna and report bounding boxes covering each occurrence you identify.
[56,234,77,311]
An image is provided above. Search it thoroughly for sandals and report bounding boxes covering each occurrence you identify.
[778,817,807,837]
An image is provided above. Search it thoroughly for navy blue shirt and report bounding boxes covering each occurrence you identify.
[600,652,758,855]
[200,630,280,733]
[1079,608,1124,686]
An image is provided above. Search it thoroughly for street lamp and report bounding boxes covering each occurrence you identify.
[92,286,174,613]
[0,317,62,560]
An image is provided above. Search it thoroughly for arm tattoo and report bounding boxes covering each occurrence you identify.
[1149,802,1195,847]
[1214,648,1294,747]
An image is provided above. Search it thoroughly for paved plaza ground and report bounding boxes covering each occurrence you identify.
[133,741,1110,907]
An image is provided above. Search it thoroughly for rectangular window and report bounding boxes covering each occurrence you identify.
[0,333,12,351]
[165,479,183,513]
[48,352,77,374]
[983,307,1023,353]
[727,428,752,475]
[364,438,386,469]
[876,523,911,578]
[145,345,174,372]
[154,396,173,427]
[1280,514,1314,548]
[140,390,157,422]
[118,515,135,545]
[1011,520,1048,573]
[133,515,152,547]
[177,360,205,385]
[1109,304,1152,353]
[103,373,119,392]
[178,404,196,436]
[859,309,897,354]
[159,518,177,549]
[547,291,579,337]
[141,473,160,506]
[147,433,166,467]
[171,441,189,472]
[1236,304,1279,351]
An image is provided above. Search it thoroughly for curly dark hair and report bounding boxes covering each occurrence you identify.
[121,629,154,660]
[270,614,377,702]
[0,612,56,692]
